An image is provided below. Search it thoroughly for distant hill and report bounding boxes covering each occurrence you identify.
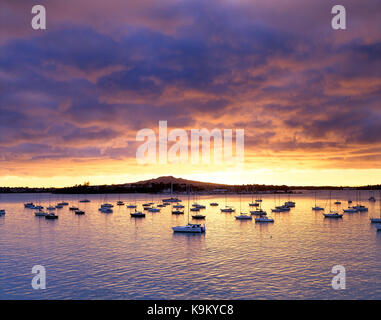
[130,176,225,187]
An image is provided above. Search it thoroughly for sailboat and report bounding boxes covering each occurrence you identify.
[284,193,295,207]
[0,195,5,215]
[250,197,267,215]
[162,182,182,203]
[172,186,206,233]
[116,194,124,206]
[249,193,258,207]
[127,194,137,208]
[130,209,145,218]
[323,191,343,218]
[312,191,324,210]
[368,191,376,202]
[235,194,252,220]
[370,190,381,223]
[220,193,235,212]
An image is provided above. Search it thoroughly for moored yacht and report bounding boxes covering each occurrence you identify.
[235,213,252,220]
[220,206,235,213]
[172,223,206,233]
[148,207,160,213]
[34,210,47,217]
[45,213,58,219]
[130,210,145,218]
[172,186,205,233]
[192,214,205,220]
[0,209,5,216]
[210,202,219,206]
[75,210,85,215]
[250,208,267,216]
[172,209,184,215]
[255,216,274,223]
[370,191,381,223]
[79,199,90,203]
[324,191,343,219]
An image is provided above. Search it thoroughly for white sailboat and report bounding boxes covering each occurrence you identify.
[172,186,205,233]
[312,191,324,210]
[370,190,381,223]
[323,191,343,218]
[235,194,252,220]
[220,193,235,212]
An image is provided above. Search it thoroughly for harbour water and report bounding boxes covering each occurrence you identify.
[0,191,380,299]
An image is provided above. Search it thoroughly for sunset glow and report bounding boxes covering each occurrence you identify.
[1,0,381,187]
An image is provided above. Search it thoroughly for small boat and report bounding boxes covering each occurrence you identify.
[126,204,137,209]
[369,196,376,202]
[255,216,274,223]
[172,223,206,233]
[148,207,160,213]
[192,214,205,220]
[249,202,259,207]
[99,208,113,213]
[34,210,47,217]
[173,204,185,209]
[130,210,145,218]
[271,208,282,212]
[220,206,235,213]
[210,203,219,206]
[55,204,63,209]
[117,201,125,206]
[142,203,152,207]
[46,206,56,211]
[101,203,113,208]
[255,199,262,202]
[353,205,368,212]
[163,197,182,203]
[79,199,90,203]
[190,207,200,212]
[157,204,165,208]
[370,191,381,223]
[324,192,343,219]
[24,202,35,208]
[236,195,252,220]
[250,209,267,216]
[0,209,6,216]
[69,207,79,211]
[276,205,290,212]
[284,201,295,207]
[57,202,69,206]
[348,200,352,204]
[323,212,343,218]
[334,201,341,205]
[45,213,58,219]
[172,186,205,233]
[143,206,152,211]
[343,208,357,213]
[312,191,323,210]
[235,213,252,220]
[34,205,43,210]
[75,210,85,215]
[172,210,184,215]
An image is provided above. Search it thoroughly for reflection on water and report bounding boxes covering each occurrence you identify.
[0,190,381,299]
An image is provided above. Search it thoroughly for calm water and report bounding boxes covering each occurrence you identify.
[0,191,381,300]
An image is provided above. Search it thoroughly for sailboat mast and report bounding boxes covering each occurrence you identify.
[329,190,332,212]
[187,186,190,224]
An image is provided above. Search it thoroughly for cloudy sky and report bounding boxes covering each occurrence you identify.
[0,0,380,187]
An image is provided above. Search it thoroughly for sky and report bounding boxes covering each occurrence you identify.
[0,0,381,187]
